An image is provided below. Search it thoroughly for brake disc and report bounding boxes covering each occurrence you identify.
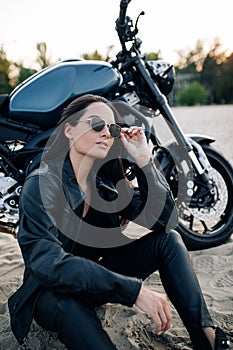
[188,168,228,221]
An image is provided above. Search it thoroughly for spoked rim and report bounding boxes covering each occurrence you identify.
[178,167,229,236]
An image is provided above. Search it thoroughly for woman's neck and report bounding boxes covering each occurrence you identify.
[69,150,94,189]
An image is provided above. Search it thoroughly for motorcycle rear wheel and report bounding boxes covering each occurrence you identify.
[165,144,233,250]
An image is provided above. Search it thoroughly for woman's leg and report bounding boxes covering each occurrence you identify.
[100,229,214,350]
[33,289,116,350]
[154,230,214,350]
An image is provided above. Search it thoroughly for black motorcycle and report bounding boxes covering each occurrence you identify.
[0,0,232,250]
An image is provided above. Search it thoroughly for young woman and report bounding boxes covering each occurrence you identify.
[8,94,230,349]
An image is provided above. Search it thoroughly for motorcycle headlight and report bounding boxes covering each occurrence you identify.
[147,60,175,96]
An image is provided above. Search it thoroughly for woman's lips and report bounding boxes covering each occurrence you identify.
[96,141,109,148]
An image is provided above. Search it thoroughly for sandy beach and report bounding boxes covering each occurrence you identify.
[1,105,233,349]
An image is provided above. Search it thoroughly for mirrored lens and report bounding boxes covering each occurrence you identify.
[90,116,121,138]
[91,116,106,132]
[109,124,121,138]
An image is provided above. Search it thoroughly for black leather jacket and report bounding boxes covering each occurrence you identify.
[8,156,178,345]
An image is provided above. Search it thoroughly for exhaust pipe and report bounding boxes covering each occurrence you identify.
[0,223,17,237]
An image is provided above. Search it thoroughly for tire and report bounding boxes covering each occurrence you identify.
[164,144,233,250]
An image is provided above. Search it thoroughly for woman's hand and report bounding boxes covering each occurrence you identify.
[135,284,172,334]
[120,127,151,168]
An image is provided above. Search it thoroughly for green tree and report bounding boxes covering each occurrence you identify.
[81,49,107,61]
[145,51,162,61]
[36,42,51,69]
[14,63,37,85]
[176,81,208,106]
[174,38,233,105]
[81,46,115,62]
[0,46,12,94]
[221,53,233,103]
[201,40,232,103]
[12,42,51,87]
[175,39,206,73]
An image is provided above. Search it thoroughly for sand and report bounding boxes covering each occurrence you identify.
[1,105,233,349]
[1,229,232,349]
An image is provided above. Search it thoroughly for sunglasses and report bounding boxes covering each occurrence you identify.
[76,115,122,138]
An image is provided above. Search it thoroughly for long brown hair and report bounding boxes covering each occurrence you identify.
[44,94,126,185]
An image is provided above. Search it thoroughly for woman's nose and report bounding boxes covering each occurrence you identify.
[100,124,111,138]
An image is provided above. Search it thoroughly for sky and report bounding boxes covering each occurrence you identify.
[1,0,232,68]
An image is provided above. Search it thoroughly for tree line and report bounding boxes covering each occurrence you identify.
[0,39,232,106]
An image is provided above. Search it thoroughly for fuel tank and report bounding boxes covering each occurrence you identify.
[9,59,122,129]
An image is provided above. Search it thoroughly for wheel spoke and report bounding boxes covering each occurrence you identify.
[166,145,233,249]
[189,214,194,230]
[200,220,209,233]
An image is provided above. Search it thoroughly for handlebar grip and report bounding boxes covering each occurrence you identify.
[118,0,130,26]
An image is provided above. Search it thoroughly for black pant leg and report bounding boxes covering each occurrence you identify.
[100,229,213,350]
[33,289,116,350]
[155,230,213,350]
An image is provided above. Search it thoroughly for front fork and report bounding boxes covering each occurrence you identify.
[184,137,216,204]
[134,56,213,183]
[187,137,213,172]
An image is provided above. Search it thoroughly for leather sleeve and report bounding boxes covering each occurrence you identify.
[121,162,178,232]
[18,174,141,307]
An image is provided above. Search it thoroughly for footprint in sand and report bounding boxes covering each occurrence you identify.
[210,270,233,289]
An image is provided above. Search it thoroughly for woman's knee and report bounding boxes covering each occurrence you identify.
[34,290,92,332]
[55,296,116,349]
[150,229,185,251]
[155,229,189,263]
[161,229,186,247]
[167,229,185,246]
[56,295,94,328]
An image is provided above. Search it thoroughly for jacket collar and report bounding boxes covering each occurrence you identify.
[61,156,118,211]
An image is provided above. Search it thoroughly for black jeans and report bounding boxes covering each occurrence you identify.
[33,230,214,350]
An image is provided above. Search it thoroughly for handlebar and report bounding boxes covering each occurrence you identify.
[116,0,132,50]
[116,0,144,53]
[118,0,131,26]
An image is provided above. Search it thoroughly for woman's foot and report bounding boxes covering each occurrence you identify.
[203,326,230,350]
[214,327,230,349]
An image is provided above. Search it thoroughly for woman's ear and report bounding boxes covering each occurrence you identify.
[64,123,73,140]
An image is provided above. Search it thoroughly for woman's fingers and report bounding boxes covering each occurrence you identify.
[121,126,143,138]
[135,285,172,335]
[164,301,173,332]
[120,126,147,149]
[155,304,172,334]
[151,297,172,334]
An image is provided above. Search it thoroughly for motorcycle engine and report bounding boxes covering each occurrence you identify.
[0,176,21,220]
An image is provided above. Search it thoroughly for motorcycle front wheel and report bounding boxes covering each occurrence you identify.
[164,144,233,250]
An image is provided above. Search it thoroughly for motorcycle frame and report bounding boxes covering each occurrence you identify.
[134,57,211,176]
[115,1,213,185]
